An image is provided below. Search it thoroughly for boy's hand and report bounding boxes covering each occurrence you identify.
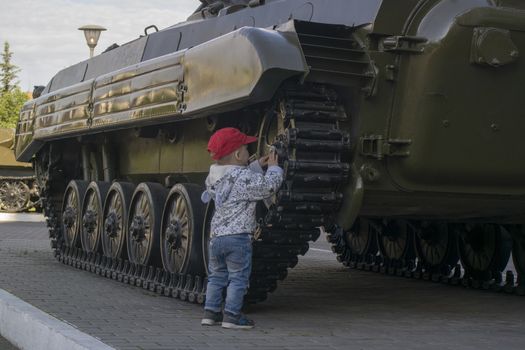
[268,151,278,167]
[258,155,269,167]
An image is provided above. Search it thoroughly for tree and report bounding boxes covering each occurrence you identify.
[1,42,20,93]
[0,41,27,128]
[0,88,28,128]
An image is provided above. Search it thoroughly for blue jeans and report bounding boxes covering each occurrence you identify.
[204,234,252,316]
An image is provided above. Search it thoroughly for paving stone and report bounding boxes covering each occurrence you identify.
[1,218,525,350]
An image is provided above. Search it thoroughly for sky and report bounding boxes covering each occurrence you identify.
[0,0,197,91]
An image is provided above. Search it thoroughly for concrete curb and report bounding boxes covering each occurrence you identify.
[0,213,46,223]
[0,289,115,350]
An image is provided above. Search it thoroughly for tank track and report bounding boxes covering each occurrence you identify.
[246,85,350,302]
[37,144,66,255]
[327,225,525,296]
[41,84,350,304]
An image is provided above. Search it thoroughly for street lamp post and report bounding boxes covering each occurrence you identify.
[78,25,107,58]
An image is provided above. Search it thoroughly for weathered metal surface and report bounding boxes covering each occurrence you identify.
[33,80,92,140]
[183,24,308,114]
[383,3,525,197]
[15,101,38,160]
[91,52,185,129]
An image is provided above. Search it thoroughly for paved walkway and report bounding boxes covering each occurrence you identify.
[1,217,525,350]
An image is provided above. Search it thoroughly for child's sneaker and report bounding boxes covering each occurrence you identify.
[201,310,223,326]
[221,313,255,329]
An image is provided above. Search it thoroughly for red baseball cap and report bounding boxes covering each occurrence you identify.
[208,127,258,160]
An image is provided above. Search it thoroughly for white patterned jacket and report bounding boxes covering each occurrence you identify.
[201,161,284,238]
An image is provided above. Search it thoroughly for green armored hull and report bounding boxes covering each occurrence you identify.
[15,0,525,301]
[0,128,39,212]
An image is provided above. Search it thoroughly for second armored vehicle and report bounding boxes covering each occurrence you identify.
[0,127,39,212]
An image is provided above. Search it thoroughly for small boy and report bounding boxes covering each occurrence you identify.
[200,127,283,329]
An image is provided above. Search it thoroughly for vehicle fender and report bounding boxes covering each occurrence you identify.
[183,24,309,114]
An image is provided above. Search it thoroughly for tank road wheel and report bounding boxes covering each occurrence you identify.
[377,220,415,262]
[80,182,110,253]
[414,222,459,271]
[457,224,512,281]
[345,218,378,258]
[0,180,31,212]
[102,182,135,259]
[127,183,168,266]
[202,201,215,275]
[160,184,206,275]
[61,180,88,248]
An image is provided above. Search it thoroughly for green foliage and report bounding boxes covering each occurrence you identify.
[0,87,28,128]
[0,41,27,128]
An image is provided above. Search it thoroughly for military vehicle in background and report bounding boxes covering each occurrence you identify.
[0,128,39,212]
[13,0,525,303]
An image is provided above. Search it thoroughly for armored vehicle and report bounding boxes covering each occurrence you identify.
[14,0,525,302]
[0,128,39,212]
